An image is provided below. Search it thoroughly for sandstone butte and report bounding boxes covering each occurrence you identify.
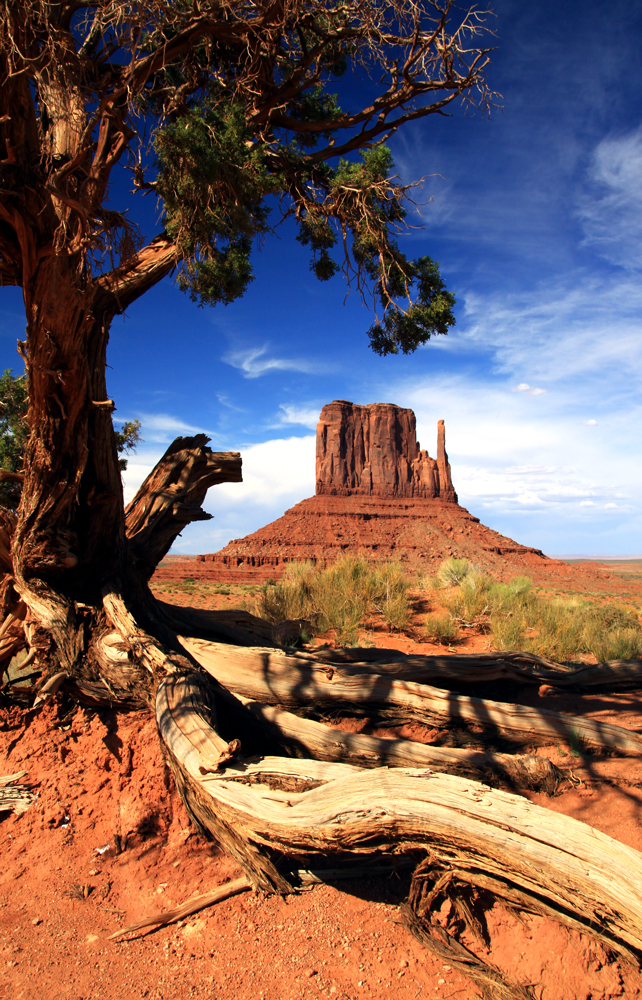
[193,400,592,584]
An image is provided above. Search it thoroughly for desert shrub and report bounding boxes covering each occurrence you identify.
[424,614,459,645]
[436,557,469,587]
[252,555,410,644]
[491,613,526,651]
[255,560,317,625]
[444,569,492,624]
[586,626,642,663]
[486,581,642,663]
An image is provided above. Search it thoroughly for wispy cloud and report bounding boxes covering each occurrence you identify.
[459,274,642,388]
[223,345,329,379]
[578,125,642,268]
[271,404,320,429]
[131,412,207,444]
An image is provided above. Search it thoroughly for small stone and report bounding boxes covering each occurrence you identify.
[32,918,41,926]
[438,978,446,985]
[442,964,452,971]
[88,869,99,876]
[305,969,317,978]
[399,959,409,968]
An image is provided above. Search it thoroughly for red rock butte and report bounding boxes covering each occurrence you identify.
[190,401,577,583]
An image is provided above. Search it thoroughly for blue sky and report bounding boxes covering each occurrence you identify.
[2,0,642,556]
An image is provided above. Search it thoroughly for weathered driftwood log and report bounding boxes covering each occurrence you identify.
[125,436,242,580]
[234,695,562,793]
[179,637,642,754]
[157,670,642,984]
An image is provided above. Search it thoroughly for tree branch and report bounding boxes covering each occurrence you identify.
[125,436,242,580]
[93,235,178,314]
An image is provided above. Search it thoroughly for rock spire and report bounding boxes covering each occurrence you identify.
[315,400,457,502]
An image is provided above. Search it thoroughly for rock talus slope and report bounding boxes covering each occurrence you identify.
[199,401,564,581]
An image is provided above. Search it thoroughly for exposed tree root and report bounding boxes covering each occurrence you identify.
[157,670,642,975]
[234,696,562,793]
[178,637,642,754]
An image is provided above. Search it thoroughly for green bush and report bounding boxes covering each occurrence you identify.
[485,578,642,663]
[252,555,410,645]
[443,569,491,624]
[586,626,642,663]
[424,614,459,645]
[436,557,469,588]
[490,613,526,651]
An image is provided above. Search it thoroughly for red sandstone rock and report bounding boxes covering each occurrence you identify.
[197,398,564,580]
[315,400,457,501]
[199,494,550,578]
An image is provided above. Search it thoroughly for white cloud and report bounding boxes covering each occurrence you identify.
[512,383,547,396]
[223,345,328,379]
[584,419,597,426]
[213,435,315,504]
[132,412,206,444]
[579,125,642,268]
[273,404,320,429]
[459,275,642,389]
[370,373,642,541]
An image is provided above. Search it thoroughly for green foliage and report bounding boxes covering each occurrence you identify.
[155,104,278,307]
[153,84,458,340]
[424,614,459,645]
[437,558,470,587]
[367,257,456,357]
[115,419,143,472]
[0,369,28,510]
[443,569,491,624]
[252,555,410,645]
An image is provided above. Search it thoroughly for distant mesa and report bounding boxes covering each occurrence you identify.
[189,400,565,583]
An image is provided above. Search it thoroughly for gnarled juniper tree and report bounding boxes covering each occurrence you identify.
[0,0,493,689]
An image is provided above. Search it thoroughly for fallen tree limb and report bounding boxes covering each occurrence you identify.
[108,876,251,939]
[179,637,642,754]
[235,696,562,793]
[109,859,416,941]
[157,671,642,973]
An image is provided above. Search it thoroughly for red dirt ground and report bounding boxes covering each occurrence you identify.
[3,559,642,1000]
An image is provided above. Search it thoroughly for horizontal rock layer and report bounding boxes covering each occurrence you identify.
[316,401,457,502]
[199,494,552,579]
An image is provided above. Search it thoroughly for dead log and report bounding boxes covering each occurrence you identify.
[157,670,642,972]
[125,437,242,580]
[234,696,562,793]
[179,637,642,754]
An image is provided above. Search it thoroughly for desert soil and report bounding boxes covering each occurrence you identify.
[3,559,642,1000]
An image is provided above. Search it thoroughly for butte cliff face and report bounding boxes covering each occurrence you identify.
[194,400,554,581]
[316,400,457,502]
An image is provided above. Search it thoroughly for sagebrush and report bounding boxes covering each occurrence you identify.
[252,555,410,644]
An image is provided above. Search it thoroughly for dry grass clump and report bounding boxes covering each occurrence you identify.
[424,613,459,645]
[428,560,642,662]
[252,555,410,645]
[435,557,469,588]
